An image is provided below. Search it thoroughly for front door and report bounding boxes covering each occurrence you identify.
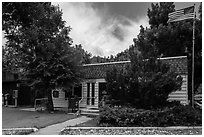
[86,83,95,106]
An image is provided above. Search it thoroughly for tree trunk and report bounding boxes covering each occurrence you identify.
[47,88,54,112]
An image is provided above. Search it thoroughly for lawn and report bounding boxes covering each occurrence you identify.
[2,106,77,129]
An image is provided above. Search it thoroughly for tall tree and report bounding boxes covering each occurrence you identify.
[134,3,202,93]
[74,44,92,64]
[3,2,82,111]
[105,40,183,109]
[147,2,175,28]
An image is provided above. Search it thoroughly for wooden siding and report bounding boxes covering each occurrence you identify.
[168,75,188,105]
[79,82,87,108]
[52,89,68,108]
[80,74,188,108]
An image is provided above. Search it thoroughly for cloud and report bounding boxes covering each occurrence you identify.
[111,24,125,41]
[54,2,149,56]
[92,46,104,56]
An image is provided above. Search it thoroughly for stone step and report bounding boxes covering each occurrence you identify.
[80,112,99,116]
[80,108,99,112]
[80,108,99,116]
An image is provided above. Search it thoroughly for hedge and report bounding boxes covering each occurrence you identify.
[98,104,202,127]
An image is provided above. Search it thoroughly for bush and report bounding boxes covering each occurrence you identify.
[98,105,202,127]
[105,55,183,109]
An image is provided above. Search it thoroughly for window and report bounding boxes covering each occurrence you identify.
[91,83,95,105]
[53,90,59,98]
[87,83,90,105]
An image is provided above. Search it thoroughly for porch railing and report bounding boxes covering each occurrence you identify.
[78,97,98,108]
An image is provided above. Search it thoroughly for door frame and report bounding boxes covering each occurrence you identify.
[83,79,106,108]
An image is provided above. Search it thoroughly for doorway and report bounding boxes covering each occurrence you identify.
[99,82,107,102]
[86,83,95,106]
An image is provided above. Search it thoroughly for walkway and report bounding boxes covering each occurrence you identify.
[31,116,92,135]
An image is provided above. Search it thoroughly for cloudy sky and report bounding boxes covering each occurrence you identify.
[53,2,200,57]
[2,2,200,57]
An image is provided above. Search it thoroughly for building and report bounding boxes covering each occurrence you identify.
[3,56,188,111]
[2,71,32,106]
[52,56,188,112]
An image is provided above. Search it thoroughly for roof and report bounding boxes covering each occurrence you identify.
[81,56,188,79]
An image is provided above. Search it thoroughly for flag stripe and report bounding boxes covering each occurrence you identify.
[169,13,195,20]
[169,11,184,18]
[168,13,195,23]
[169,13,185,19]
[168,17,193,23]
[169,10,184,16]
[168,15,195,22]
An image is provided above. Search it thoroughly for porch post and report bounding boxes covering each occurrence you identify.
[95,82,99,108]
[82,82,87,107]
[90,83,92,105]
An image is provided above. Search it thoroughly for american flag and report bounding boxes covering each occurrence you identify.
[168,6,195,23]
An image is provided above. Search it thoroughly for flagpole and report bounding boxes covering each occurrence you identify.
[191,4,196,108]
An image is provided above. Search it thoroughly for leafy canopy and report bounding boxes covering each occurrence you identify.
[2,2,83,110]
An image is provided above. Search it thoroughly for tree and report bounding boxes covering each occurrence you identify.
[193,3,202,93]
[74,44,92,64]
[147,2,175,28]
[2,46,23,72]
[105,44,183,109]
[3,2,82,111]
[137,2,202,95]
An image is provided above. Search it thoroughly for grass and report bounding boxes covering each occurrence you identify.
[2,106,77,129]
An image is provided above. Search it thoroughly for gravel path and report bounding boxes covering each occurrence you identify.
[2,129,36,135]
[60,128,202,135]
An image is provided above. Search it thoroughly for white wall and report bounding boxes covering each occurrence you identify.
[52,89,68,108]
[168,75,188,105]
[80,75,188,108]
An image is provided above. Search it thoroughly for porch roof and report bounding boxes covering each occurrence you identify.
[81,56,188,79]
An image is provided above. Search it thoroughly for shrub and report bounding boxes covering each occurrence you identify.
[98,105,202,127]
[105,55,183,109]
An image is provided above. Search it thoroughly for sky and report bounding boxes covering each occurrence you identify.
[2,2,200,57]
[53,2,200,57]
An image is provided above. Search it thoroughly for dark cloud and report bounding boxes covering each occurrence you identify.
[91,2,151,22]
[111,25,125,41]
[117,16,132,26]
